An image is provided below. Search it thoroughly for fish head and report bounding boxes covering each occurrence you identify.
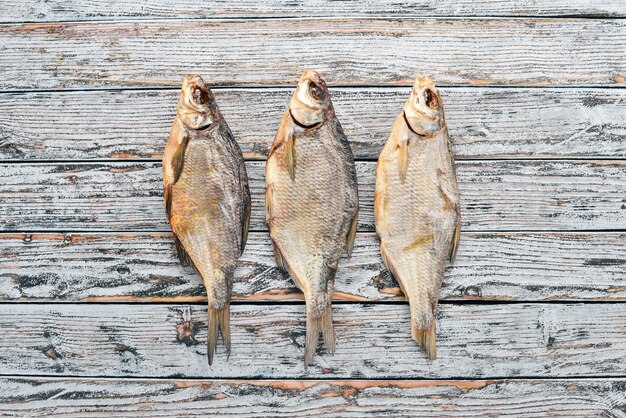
[403,76,445,137]
[289,70,331,128]
[177,74,219,129]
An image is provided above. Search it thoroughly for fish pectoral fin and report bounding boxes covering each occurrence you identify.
[173,233,192,267]
[163,125,189,220]
[397,136,409,184]
[449,207,461,264]
[304,306,335,369]
[207,302,231,366]
[345,210,358,257]
[164,186,173,220]
[285,129,296,180]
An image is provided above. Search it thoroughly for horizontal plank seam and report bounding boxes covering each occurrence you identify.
[2,158,625,165]
[0,373,624,381]
[2,230,623,236]
[4,228,626,234]
[2,157,625,164]
[2,376,626,383]
[2,300,626,306]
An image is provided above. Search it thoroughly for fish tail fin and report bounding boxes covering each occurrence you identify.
[304,306,335,368]
[412,321,437,360]
[409,298,437,360]
[207,302,231,366]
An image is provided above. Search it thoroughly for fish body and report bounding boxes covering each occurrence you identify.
[163,75,251,365]
[374,76,460,360]
[266,70,359,367]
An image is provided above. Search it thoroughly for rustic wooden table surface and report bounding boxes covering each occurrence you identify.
[0,1,625,416]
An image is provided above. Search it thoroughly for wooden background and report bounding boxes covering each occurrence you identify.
[0,1,625,416]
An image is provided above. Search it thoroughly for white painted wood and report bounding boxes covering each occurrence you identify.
[2,0,626,22]
[0,1,624,407]
[0,19,624,89]
[0,303,624,378]
[1,87,624,160]
[0,161,623,232]
[0,232,624,302]
[0,377,623,417]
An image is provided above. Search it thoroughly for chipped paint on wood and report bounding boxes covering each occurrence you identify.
[0,303,624,378]
[0,232,624,302]
[0,377,624,417]
[0,19,624,89]
[2,0,626,22]
[0,161,623,232]
[0,1,624,413]
[1,88,624,161]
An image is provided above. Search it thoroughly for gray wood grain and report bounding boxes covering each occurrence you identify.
[0,377,624,417]
[1,161,623,232]
[1,19,624,90]
[0,303,624,378]
[1,232,624,302]
[3,0,626,22]
[2,87,624,161]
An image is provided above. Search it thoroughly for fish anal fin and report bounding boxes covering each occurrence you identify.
[380,243,407,298]
[412,321,437,360]
[345,210,358,257]
[271,240,289,274]
[173,233,192,267]
[285,129,296,180]
[304,306,335,368]
[207,303,231,366]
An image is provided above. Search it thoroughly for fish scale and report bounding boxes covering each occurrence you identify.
[375,76,460,360]
[163,75,250,365]
[266,70,358,367]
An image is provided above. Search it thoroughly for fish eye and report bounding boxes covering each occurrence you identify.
[309,82,323,100]
[425,89,438,109]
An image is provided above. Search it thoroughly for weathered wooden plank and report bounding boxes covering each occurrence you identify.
[0,303,624,378]
[1,161,623,232]
[1,19,624,90]
[2,87,625,161]
[0,377,624,417]
[3,0,626,23]
[1,232,624,302]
